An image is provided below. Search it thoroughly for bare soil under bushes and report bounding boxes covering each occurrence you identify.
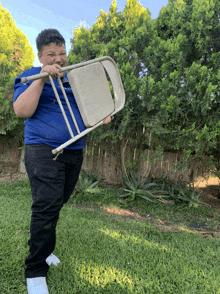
[0,168,220,211]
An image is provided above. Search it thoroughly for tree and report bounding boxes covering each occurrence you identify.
[141,0,220,172]
[69,0,220,176]
[0,2,34,141]
[68,0,155,145]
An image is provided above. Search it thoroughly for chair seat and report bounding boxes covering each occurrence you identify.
[67,62,115,127]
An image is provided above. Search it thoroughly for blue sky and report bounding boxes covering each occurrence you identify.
[1,0,168,67]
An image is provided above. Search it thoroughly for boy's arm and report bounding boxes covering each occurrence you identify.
[13,79,45,118]
[13,64,63,119]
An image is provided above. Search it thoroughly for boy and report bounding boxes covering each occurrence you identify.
[13,29,110,294]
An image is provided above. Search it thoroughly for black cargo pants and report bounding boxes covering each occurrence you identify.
[24,144,83,278]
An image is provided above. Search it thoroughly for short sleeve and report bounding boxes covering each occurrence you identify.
[13,67,41,103]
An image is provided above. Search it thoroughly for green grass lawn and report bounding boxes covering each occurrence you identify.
[0,179,219,294]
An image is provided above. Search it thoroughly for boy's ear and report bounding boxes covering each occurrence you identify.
[38,52,43,63]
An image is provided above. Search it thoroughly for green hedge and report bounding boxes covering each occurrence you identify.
[68,0,220,174]
[0,3,34,143]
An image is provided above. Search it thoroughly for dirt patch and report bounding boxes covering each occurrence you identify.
[1,170,220,212]
[0,166,220,215]
[0,161,18,175]
[198,186,220,211]
[103,206,145,219]
[200,185,220,199]
[194,176,220,210]
[0,171,28,183]
[74,204,220,237]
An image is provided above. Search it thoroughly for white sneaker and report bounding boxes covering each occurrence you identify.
[27,277,49,294]
[46,253,60,266]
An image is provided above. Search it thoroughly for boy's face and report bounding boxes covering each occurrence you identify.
[38,43,68,68]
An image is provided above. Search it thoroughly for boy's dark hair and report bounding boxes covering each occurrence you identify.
[36,29,65,52]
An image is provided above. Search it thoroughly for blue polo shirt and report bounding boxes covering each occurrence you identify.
[14,67,86,149]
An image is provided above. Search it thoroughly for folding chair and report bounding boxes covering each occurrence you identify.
[21,56,125,154]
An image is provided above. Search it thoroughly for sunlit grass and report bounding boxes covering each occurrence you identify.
[0,179,220,293]
[100,228,169,251]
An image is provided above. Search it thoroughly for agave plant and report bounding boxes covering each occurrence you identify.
[152,176,203,206]
[173,183,202,206]
[75,170,103,198]
[118,174,165,203]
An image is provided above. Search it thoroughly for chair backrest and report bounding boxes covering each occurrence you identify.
[67,62,115,127]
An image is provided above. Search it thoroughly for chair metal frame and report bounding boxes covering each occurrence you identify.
[21,56,125,154]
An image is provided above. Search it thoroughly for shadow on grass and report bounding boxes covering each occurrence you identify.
[50,206,220,294]
[0,180,220,293]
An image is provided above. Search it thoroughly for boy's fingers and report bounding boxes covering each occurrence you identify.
[104,116,111,124]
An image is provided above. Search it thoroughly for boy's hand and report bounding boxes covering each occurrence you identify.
[103,116,111,124]
[40,64,65,83]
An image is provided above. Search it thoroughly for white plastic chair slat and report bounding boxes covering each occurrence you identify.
[57,77,80,134]
[49,76,74,139]
[51,120,104,154]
